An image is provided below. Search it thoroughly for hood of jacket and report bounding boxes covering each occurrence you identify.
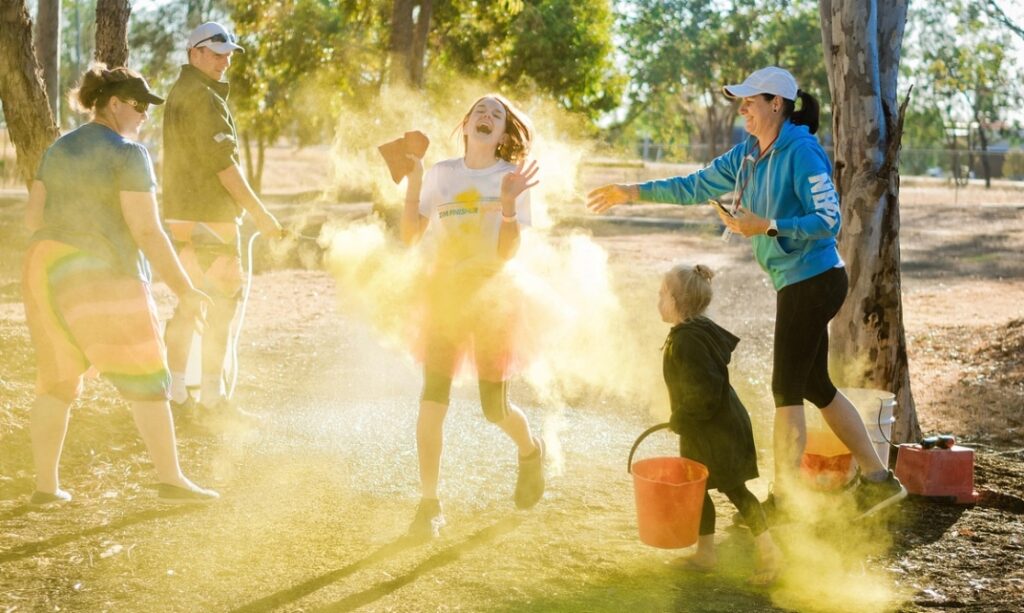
[667,316,739,366]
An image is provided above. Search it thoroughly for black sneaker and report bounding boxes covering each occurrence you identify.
[514,437,546,510]
[732,493,786,528]
[29,489,72,508]
[853,470,907,518]
[407,498,445,540]
[156,483,220,504]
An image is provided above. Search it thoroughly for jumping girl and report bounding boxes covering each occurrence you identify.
[658,264,780,584]
[400,94,545,539]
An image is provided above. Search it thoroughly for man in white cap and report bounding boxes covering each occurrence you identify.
[161,21,283,421]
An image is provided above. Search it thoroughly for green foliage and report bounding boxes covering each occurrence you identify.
[431,0,623,121]
[615,0,829,156]
[229,0,386,147]
[905,0,1023,144]
[505,1,624,117]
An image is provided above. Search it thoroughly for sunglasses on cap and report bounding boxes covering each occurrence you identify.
[194,31,237,47]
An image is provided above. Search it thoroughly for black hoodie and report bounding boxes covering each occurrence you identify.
[663,316,759,491]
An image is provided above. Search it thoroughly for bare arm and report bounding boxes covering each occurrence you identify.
[216,164,284,238]
[25,181,46,232]
[497,160,539,260]
[121,191,210,320]
[496,195,522,261]
[400,155,429,245]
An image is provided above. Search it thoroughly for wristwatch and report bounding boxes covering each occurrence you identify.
[766,219,779,237]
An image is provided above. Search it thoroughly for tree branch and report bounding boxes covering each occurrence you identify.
[878,84,913,183]
[985,0,1024,40]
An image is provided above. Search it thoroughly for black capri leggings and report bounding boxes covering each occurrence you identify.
[700,484,768,537]
[772,266,849,408]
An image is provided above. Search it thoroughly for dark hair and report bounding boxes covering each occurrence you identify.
[763,89,820,135]
[455,93,533,163]
[69,63,141,113]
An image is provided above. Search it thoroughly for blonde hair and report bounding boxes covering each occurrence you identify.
[69,63,140,113]
[664,263,715,320]
[454,93,533,162]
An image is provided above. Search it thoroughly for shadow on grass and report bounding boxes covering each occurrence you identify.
[311,515,523,612]
[888,497,967,556]
[482,530,783,613]
[0,504,204,564]
[229,516,523,613]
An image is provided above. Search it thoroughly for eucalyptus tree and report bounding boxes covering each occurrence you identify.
[820,0,920,442]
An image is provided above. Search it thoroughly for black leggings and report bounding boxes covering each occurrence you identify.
[699,484,768,537]
[772,266,848,408]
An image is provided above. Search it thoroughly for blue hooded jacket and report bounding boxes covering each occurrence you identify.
[638,120,843,290]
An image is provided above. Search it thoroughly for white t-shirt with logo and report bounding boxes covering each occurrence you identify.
[418,157,531,272]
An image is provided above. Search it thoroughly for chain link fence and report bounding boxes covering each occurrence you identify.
[3,127,1023,190]
[632,138,1024,185]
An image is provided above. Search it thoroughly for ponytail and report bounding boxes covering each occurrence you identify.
[788,90,820,135]
[69,63,138,113]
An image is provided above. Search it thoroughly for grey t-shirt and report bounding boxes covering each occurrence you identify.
[34,122,157,280]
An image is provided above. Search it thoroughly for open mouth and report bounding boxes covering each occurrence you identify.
[475,124,492,135]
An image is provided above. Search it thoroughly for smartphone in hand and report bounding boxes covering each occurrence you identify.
[709,199,734,218]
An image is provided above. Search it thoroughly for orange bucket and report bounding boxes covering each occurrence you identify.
[628,424,708,549]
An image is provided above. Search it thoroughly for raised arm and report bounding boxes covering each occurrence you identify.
[497,159,538,260]
[400,155,429,246]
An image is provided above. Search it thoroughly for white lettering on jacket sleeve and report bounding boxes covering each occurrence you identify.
[808,173,840,228]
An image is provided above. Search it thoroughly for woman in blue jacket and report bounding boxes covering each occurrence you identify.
[588,67,905,519]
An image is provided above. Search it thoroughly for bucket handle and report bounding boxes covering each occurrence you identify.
[627,422,672,474]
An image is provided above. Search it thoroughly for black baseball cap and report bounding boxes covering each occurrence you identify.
[108,75,165,105]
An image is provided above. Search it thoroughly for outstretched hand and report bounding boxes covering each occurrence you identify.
[501,159,540,201]
[586,183,639,213]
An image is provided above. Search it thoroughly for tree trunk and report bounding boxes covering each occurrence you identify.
[389,0,432,87]
[971,106,992,188]
[94,0,131,68]
[0,0,60,187]
[34,0,60,121]
[819,0,921,445]
[409,0,432,87]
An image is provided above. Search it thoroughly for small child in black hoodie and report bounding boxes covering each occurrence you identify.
[659,263,780,585]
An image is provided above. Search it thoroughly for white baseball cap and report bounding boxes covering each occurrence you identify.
[723,66,798,101]
[187,22,244,54]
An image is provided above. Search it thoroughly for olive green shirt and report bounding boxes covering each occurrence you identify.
[161,64,241,222]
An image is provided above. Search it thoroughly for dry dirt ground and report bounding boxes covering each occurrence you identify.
[0,177,1022,612]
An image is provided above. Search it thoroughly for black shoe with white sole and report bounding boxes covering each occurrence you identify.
[514,437,546,510]
[854,470,907,518]
[407,498,445,540]
[157,483,220,504]
[29,489,72,508]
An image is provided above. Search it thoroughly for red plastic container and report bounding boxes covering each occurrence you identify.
[894,444,978,504]
[628,424,709,549]
[801,452,856,490]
